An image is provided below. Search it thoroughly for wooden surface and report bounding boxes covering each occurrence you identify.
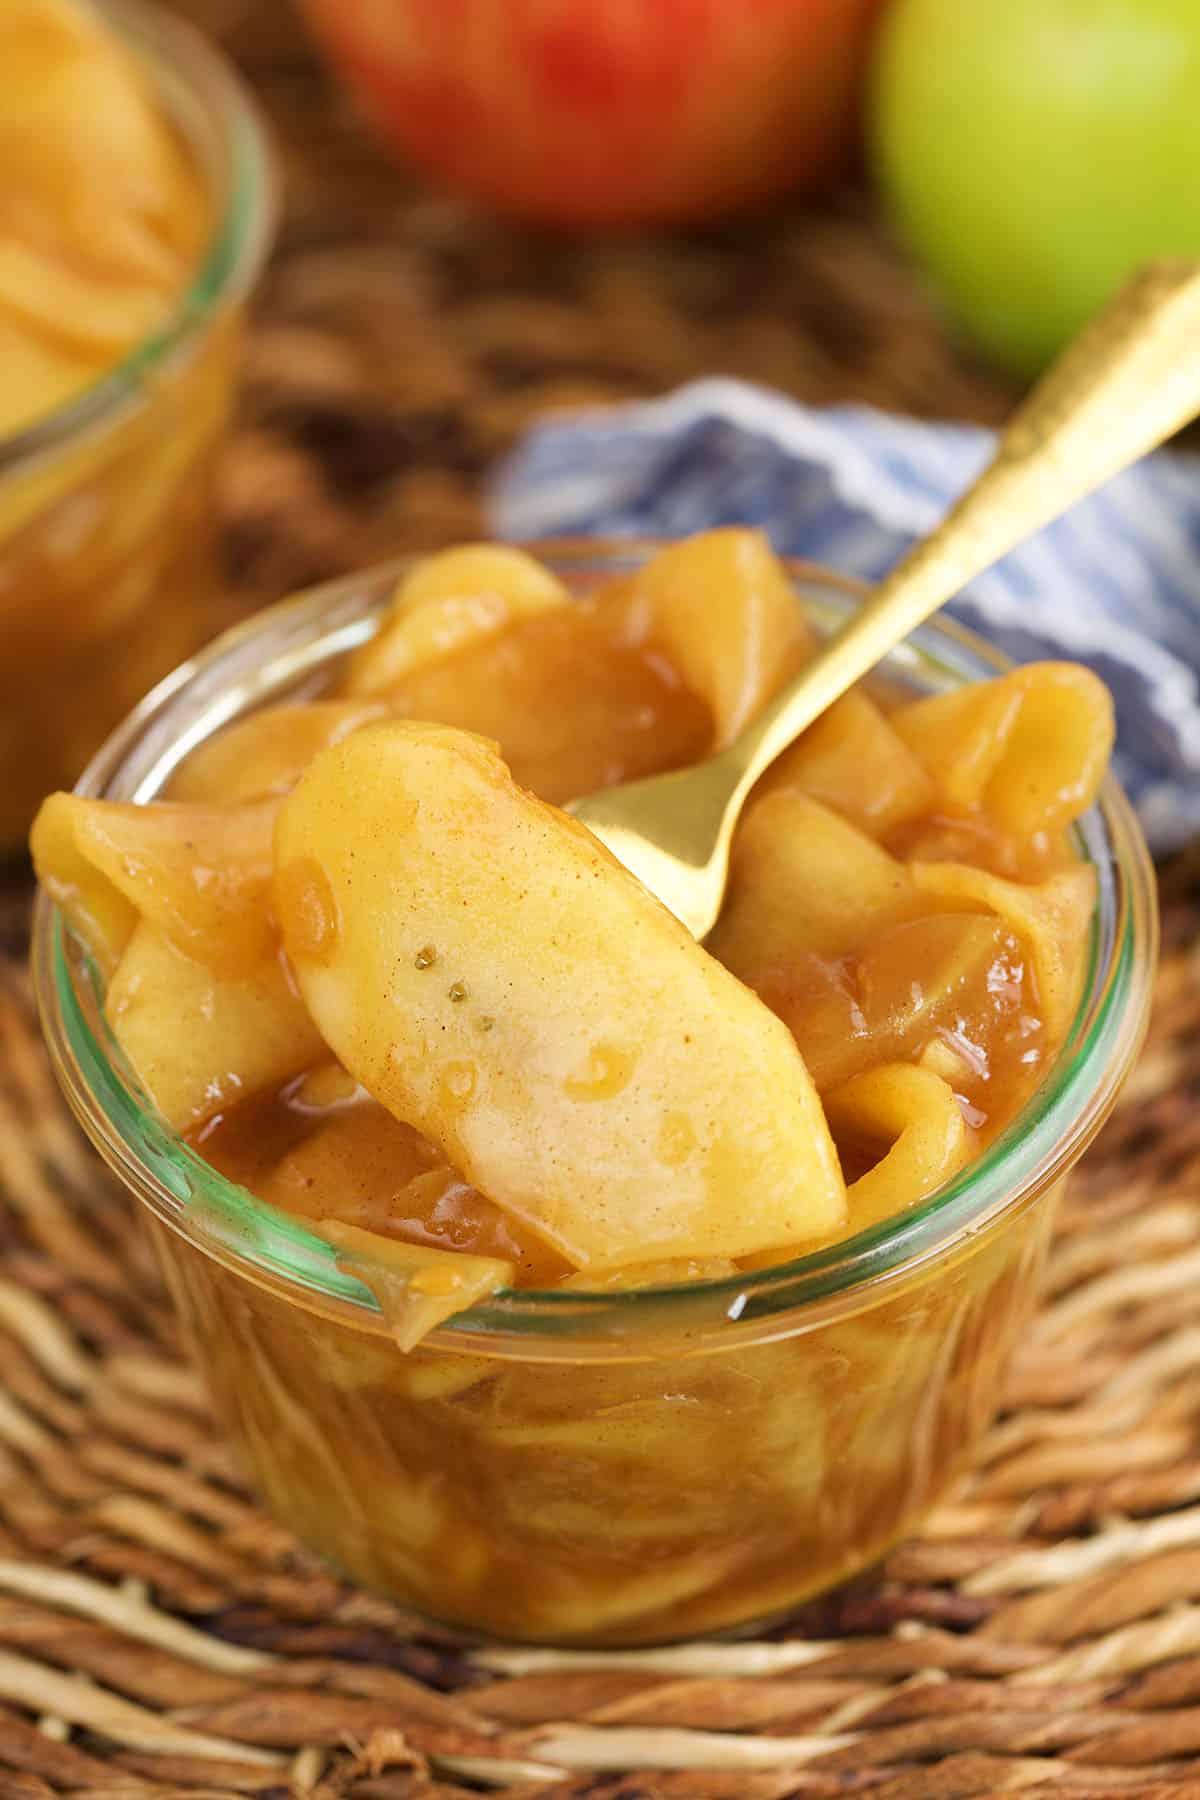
[2,5,1200,1797]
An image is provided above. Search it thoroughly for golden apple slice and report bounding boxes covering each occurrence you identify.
[757,688,936,837]
[32,793,136,974]
[893,664,1113,835]
[274,720,846,1269]
[911,861,1096,1042]
[375,591,710,806]
[313,1218,514,1351]
[343,544,568,696]
[631,529,813,745]
[108,924,323,1130]
[166,700,386,804]
[891,678,1021,813]
[32,792,277,978]
[709,790,916,973]
[210,1092,569,1287]
[826,1062,975,1233]
[983,664,1114,835]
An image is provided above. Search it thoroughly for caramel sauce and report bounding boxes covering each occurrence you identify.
[195,1071,570,1287]
[385,584,712,805]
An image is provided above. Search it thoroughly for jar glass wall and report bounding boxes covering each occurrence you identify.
[33,550,1157,1645]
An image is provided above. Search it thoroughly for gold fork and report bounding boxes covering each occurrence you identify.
[570,261,1200,939]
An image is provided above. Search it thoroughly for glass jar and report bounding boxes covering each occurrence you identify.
[0,0,273,854]
[33,548,1157,1646]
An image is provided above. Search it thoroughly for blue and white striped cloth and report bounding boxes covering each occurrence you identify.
[490,378,1200,855]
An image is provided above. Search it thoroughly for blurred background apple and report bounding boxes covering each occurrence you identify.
[299,0,885,227]
[871,0,1200,377]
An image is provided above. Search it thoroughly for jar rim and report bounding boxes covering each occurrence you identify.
[32,545,1159,1353]
[0,0,274,477]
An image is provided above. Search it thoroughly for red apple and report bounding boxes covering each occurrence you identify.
[301,0,885,226]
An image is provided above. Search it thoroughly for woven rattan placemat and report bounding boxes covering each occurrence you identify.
[2,7,1200,1794]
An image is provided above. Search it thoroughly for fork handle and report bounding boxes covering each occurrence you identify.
[723,259,1200,797]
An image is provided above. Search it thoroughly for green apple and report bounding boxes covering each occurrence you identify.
[870,0,1200,376]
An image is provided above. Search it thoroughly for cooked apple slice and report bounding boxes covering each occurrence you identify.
[709,790,916,974]
[826,1062,975,1232]
[631,529,813,745]
[981,664,1114,835]
[374,591,710,805]
[274,721,846,1269]
[313,1220,514,1352]
[890,677,1022,814]
[756,689,936,837]
[910,861,1096,1042]
[108,924,323,1130]
[32,792,277,978]
[893,663,1114,834]
[343,544,568,696]
[166,700,386,804]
